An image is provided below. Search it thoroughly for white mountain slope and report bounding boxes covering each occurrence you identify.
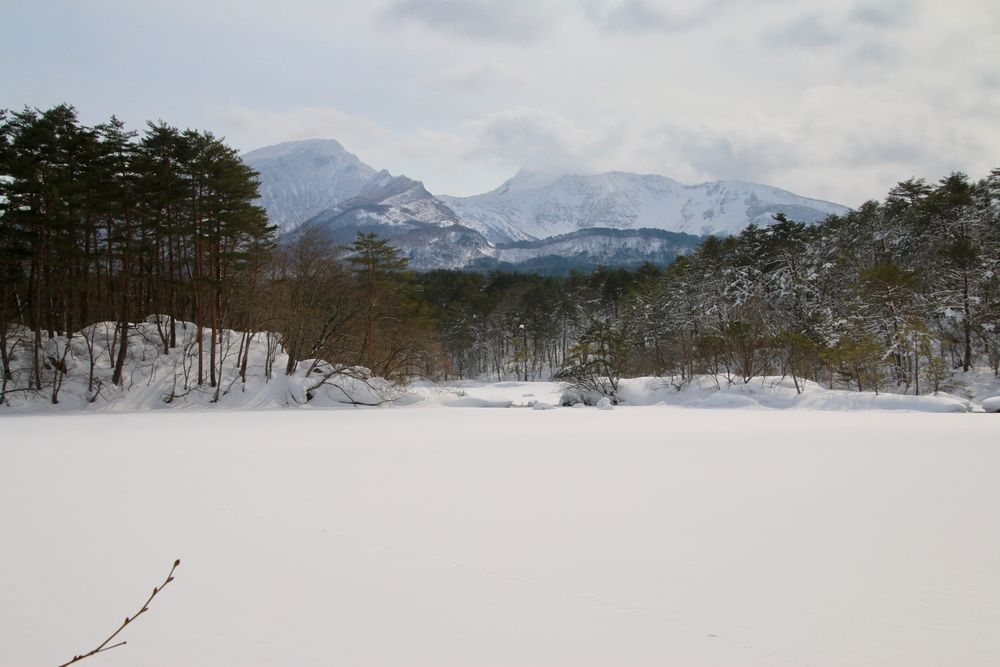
[303,170,463,231]
[441,169,850,243]
[296,171,494,270]
[243,139,377,233]
[243,138,851,269]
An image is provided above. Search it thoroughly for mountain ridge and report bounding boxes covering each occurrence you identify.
[243,139,377,233]
[440,169,848,243]
[244,138,850,270]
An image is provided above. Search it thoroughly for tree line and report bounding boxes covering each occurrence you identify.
[613,172,1000,395]
[417,173,1000,397]
[2,104,998,405]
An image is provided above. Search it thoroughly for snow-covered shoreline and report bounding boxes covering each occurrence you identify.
[411,375,1000,413]
[4,374,999,414]
[3,319,998,414]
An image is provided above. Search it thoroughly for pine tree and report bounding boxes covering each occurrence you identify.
[346,232,410,373]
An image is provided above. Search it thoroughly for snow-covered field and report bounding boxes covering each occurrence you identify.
[2,403,998,666]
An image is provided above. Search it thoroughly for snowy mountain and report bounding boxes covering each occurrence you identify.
[441,169,849,243]
[296,171,705,271]
[294,171,494,270]
[299,171,461,233]
[314,170,464,229]
[245,138,850,270]
[243,139,377,233]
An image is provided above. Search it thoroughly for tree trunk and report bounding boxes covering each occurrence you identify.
[962,272,972,372]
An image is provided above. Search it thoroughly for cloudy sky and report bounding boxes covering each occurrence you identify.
[2,0,998,204]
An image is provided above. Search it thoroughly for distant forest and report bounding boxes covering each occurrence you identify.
[1,105,998,404]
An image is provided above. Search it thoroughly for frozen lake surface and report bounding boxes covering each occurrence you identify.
[2,406,998,666]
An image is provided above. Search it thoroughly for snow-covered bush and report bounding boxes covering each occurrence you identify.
[555,319,626,405]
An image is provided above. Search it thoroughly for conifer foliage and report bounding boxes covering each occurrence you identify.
[0,105,273,403]
[613,171,1000,394]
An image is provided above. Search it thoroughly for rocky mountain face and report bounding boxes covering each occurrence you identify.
[244,140,849,271]
[292,171,492,270]
[306,170,463,231]
[243,139,377,233]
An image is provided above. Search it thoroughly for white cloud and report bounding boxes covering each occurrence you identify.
[467,108,620,171]
[7,0,998,206]
[581,0,732,33]
[848,0,917,28]
[210,105,392,154]
[378,0,567,41]
[426,60,519,91]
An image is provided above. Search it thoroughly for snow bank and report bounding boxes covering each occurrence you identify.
[0,319,400,412]
[418,373,994,415]
[408,380,564,409]
[440,396,514,408]
[4,318,996,415]
[407,374,992,414]
[616,375,980,413]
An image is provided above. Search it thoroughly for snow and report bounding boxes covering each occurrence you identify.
[5,324,997,415]
[442,169,849,243]
[612,376,982,413]
[242,136,850,264]
[440,396,514,408]
[3,311,998,415]
[412,376,995,413]
[242,139,377,233]
[2,407,998,666]
[410,380,564,408]
[0,319,401,412]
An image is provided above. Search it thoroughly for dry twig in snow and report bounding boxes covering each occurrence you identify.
[56,559,180,667]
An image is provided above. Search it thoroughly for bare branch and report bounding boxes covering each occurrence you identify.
[56,559,180,667]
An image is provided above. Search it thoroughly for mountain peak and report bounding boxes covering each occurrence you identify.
[500,167,578,193]
[244,138,850,269]
[243,138,378,233]
[242,138,354,160]
[444,169,849,242]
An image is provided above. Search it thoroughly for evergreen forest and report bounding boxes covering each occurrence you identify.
[2,105,998,404]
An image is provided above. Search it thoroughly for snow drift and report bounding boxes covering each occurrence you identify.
[0,317,400,411]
